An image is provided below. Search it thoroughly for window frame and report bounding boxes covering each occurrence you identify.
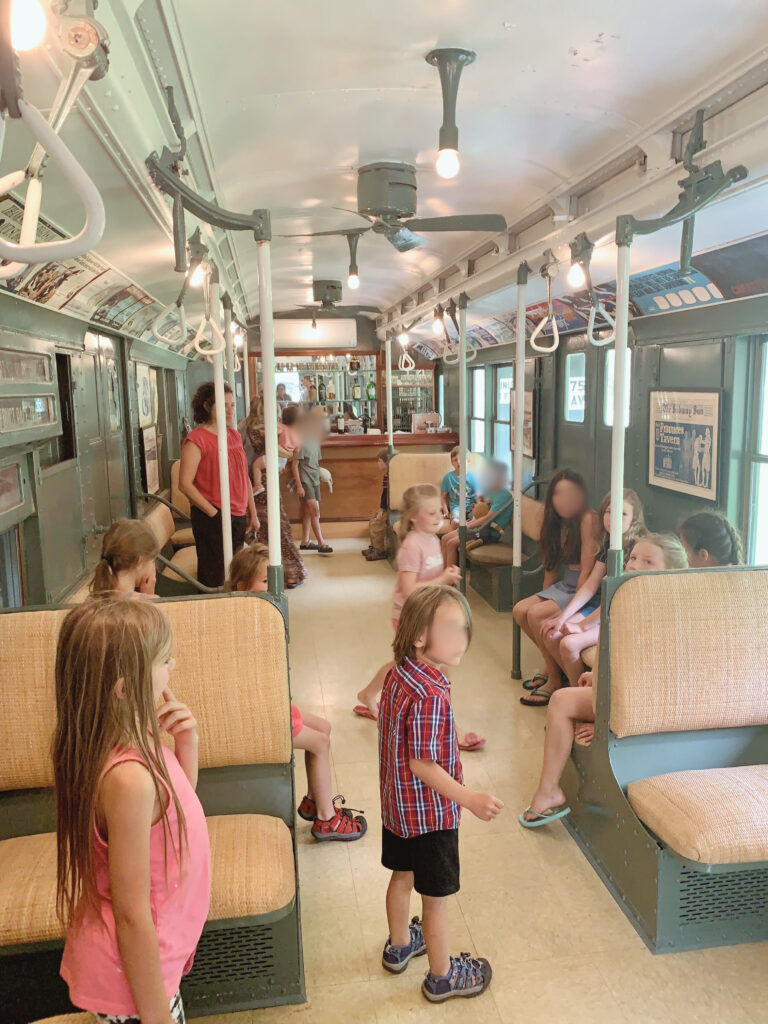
[469,366,487,454]
[492,363,514,469]
[747,339,768,564]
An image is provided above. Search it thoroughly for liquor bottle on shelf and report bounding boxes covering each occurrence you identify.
[327,377,335,400]
[362,410,370,434]
[309,383,317,403]
[336,413,345,434]
[318,379,326,403]
[352,379,362,400]
[366,377,376,400]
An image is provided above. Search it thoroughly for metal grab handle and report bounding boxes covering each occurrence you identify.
[529,312,559,353]
[398,348,415,371]
[587,303,616,347]
[193,314,226,356]
[0,100,105,263]
[151,301,187,346]
[441,340,476,364]
[0,175,41,279]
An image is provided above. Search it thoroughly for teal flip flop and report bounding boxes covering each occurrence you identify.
[523,672,548,691]
[518,805,571,828]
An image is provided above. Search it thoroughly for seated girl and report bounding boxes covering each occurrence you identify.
[228,543,366,841]
[519,534,689,827]
[91,519,160,598]
[538,489,646,686]
[679,509,744,567]
[442,460,512,566]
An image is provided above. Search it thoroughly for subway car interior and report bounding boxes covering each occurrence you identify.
[1,1,768,1022]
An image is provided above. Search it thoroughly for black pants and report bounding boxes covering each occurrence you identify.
[191,506,247,587]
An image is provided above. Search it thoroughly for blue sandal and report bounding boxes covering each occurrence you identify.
[522,672,548,691]
[520,683,557,707]
[518,805,571,828]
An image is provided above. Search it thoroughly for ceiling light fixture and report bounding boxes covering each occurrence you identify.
[425,47,476,180]
[346,231,361,289]
[567,262,586,288]
[398,331,409,347]
[11,0,46,52]
[432,304,445,335]
[189,262,206,288]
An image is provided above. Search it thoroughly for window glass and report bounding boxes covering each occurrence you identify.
[470,419,485,453]
[437,374,445,425]
[564,352,586,423]
[0,527,22,608]
[751,462,768,565]
[495,365,514,422]
[493,422,512,473]
[603,348,632,427]
[0,465,22,515]
[472,367,485,419]
[760,347,768,456]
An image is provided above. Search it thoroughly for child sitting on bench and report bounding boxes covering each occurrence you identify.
[441,460,512,566]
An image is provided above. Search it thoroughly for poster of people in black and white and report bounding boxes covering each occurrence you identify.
[648,390,720,501]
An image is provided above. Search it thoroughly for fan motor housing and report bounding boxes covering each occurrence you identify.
[313,280,343,304]
[357,162,417,220]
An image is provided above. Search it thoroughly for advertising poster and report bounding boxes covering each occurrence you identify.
[141,425,160,494]
[510,390,534,458]
[135,363,154,428]
[649,390,719,501]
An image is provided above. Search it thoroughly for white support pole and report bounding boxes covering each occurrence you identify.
[210,280,233,580]
[257,240,282,578]
[513,270,528,571]
[609,242,632,572]
[223,302,236,398]
[242,329,251,410]
[458,294,468,594]
[385,332,394,453]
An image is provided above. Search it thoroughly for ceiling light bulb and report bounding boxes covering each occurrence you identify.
[233,330,244,348]
[189,263,205,288]
[432,316,444,335]
[398,331,409,347]
[347,273,360,290]
[435,148,460,180]
[567,262,586,288]
[11,0,46,51]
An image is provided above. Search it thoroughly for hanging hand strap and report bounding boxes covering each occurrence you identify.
[152,300,187,346]
[193,271,226,356]
[586,302,616,347]
[0,99,105,263]
[529,256,560,353]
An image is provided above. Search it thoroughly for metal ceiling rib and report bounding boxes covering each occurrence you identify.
[133,0,250,321]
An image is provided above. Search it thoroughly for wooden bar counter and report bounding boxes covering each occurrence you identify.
[280,431,459,523]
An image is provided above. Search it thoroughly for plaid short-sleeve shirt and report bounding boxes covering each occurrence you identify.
[378,657,462,837]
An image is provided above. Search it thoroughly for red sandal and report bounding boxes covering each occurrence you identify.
[311,799,367,842]
[297,794,316,821]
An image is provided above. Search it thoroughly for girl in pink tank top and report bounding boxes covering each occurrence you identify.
[53,598,210,1024]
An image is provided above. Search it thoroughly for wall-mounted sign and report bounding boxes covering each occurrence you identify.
[136,363,153,429]
[141,425,160,494]
[648,389,719,501]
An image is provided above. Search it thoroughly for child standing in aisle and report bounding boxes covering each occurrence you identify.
[293,410,333,554]
[54,598,210,1024]
[379,585,503,1001]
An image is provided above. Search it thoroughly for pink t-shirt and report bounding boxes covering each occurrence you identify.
[60,746,211,1016]
[392,529,444,622]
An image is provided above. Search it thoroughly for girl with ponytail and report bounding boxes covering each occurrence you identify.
[91,519,160,597]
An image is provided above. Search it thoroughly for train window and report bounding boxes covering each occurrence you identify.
[492,364,514,471]
[0,526,22,608]
[470,367,486,453]
[748,342,768,564]
[564,352,586,423]
[760,346,768,456]
[603,349,632,427]
[437,372,444,424]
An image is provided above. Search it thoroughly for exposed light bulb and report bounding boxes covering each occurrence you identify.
[567,262,586,288]
[189,263,205,288]
[435,148,460,179]
[11,0,47,51]
[347,273,360,290]
[232,329,244,348]
[432,316,444,335]
[398,331,409,347]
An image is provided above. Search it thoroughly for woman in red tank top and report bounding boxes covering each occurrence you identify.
[179,381,258,587]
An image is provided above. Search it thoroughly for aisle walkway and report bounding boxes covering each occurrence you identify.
[206,540,766,1024]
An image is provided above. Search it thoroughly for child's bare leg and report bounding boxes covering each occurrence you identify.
[300,502,312,545]
[307,498,326,546]
[421,895,450,977]
[252,455,265,494]
[293,719,333,820]
[523,600,565,701]
[559,623,599,686]
[444,532,460,567]
[524,687,594,819]
[357,661,392,718]
[386,871,414,948]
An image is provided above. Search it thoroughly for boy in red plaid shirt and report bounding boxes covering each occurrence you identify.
[378,585,504,1002]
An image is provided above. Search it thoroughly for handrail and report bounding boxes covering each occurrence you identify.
[139,491,191,525]
[0,99,105,263]
[151,300,187,346]
[156,552,221,594]
[529,250,560,354]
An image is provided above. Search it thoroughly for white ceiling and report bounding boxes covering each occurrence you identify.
[3,0,768,327]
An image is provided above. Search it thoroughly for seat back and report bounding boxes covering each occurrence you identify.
[388,451,484,511]
[144,501,175,549]
[520,495,544,543]
[607,569,768,739]
[0,595,291,824]
[171,460,191,518]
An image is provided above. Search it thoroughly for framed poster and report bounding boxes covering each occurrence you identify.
[136,362,153,428]
[141,425,160,494]
[510,391,535,458]
[648,389,719,501]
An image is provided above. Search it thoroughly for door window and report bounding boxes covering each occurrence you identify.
[564,352,586,423]
[469,367,486,454]
[748,341,768,564]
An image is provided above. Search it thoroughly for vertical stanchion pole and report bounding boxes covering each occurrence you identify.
[512,261,530,679]
[222,295,236,399]
[241,328,251,410]
[385,332,395,455]
[257,240,284,595]
[209,275,233,581]
[608,239,632,578]
[458,293,468,595]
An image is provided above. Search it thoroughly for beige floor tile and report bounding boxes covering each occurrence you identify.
[301,901,369,987]
[458,885,577,964]
[369,970,502,1023]
[490,956,627,1024]
[190,1013,252,1024]
[245,982,378,1023]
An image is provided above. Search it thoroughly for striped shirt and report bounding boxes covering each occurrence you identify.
[379,657,462,837]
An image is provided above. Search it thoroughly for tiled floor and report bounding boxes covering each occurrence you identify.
[197,540,767,1024]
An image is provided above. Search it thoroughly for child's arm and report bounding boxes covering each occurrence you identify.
[290,455,304,497]
[398,566,460,600]
[576,513,598,589]
[102,764,175,1024]
[440,490,450,519]
[409,758,503,821]
[541,561,605,636]
[156,687,199,789]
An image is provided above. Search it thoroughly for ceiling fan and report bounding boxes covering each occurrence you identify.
[274,279,380,320]
[281,161,507,254]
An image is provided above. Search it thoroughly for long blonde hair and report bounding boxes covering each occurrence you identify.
[400,484,440,536]
[53,597,186,926]
[91,519,159,594]
[226,543,269,592]
[636,532,689,570]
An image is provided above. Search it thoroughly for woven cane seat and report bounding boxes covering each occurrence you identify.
[207,814,295,920]
[0,832,61,945]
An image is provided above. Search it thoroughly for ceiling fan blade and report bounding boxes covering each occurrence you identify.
[381,224,428,252]
[336,304,382,314]
[405,214,507,233]
[332,207,375,224]
[278,226,371,238]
